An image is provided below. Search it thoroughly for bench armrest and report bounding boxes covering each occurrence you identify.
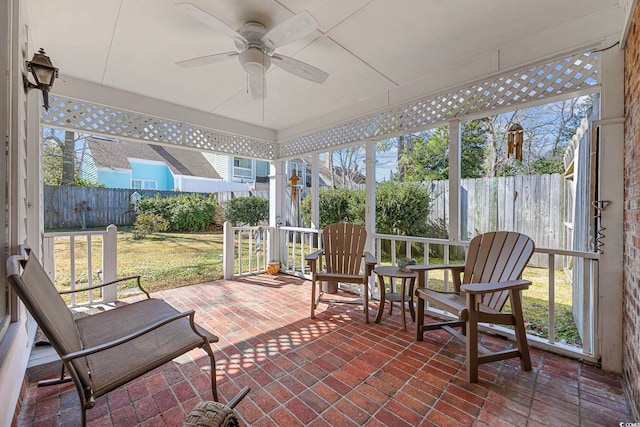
[61,309,202,362]
[59,275,150,299]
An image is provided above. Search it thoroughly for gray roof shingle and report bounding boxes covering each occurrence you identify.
[87,139,221,179]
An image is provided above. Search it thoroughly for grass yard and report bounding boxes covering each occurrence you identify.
[407,262,581,347]
[52,228,225,295]
[52,228,581,347]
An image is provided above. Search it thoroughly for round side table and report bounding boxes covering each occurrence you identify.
[373,266,417,331]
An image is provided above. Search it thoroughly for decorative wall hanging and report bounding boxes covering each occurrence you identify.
[289,169,300,203]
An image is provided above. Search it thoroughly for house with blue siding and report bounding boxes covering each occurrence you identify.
[79,138,248,192]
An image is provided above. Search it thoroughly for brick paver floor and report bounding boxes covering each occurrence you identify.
[18,274,635,426]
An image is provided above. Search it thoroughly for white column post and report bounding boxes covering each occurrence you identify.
[449,120,461,242]
[365,140,377,253]
[595,47,624,373]
[310,153,320,230]
[223,221,235,279]
[268,160,284,265]
[26,97,43,258]
[102,224,118,302]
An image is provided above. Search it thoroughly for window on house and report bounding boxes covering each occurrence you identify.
[233,157,253,179]
[132,179,157,190]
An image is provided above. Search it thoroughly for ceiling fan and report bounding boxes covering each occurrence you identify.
[175,2,329,100]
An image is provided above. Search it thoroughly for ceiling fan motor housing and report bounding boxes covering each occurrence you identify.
[237,22,272,74]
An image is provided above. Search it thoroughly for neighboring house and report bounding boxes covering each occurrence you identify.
[203,153,271,186]
[293,154,366,190]
[79,138,248,192]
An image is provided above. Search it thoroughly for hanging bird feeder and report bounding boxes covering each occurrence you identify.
[507,123,524,161]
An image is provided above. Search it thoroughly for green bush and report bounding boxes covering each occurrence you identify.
[134,193,217,232]
[301,182,433,236]
[224,196,269,226]
[301,187,365,227]
[132,213,169,239]
[375,181,433,236]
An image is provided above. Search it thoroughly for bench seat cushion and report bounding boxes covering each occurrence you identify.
[75,298,218,397]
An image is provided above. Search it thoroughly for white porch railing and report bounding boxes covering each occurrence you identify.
[279,226,320,277]
[222,223,320,278]
[372,232,601,364]
[222,225,601,363]
[42,224,118,307]
[223,222,270,278]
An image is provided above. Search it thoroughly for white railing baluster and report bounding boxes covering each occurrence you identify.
[583,256,593,355]
[548,253,556,344]
[70,236,76,306]
[87,235,93,304]
[443,243,450,291]
[248,229,254,274]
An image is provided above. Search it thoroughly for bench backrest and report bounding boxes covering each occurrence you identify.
[6,253,91,388]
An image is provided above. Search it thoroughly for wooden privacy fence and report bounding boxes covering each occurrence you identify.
[428,174,565,266]
[46,174,565,265]
[43,185,270,229]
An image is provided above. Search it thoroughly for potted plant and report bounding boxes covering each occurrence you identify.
[267,261,280,275]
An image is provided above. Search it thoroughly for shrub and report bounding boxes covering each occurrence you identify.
[224,196,268,226]
[301,187,364,228]
[132,213,169,239]
[301,182,433,236]
[375,181,433,236]
[134,193,217,232]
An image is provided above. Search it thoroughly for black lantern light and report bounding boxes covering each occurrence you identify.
[23,48,58,111]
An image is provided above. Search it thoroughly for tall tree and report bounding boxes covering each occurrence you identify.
[61,130,76,185]
[333,146,366,187]
[42,127,94,186]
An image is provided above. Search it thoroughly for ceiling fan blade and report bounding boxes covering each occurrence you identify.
[175,2,247,48]
[248,72,266,100]
[262,10,319,50]
[271,54,328,84]
[176,51,238,68]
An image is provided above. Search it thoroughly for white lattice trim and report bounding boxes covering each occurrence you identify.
[279,52,599,158]
[42,98,276,159]
[42,52,598,161]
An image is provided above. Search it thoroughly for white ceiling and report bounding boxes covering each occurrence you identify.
[26,0,625,142]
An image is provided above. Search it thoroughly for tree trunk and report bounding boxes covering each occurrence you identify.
[397,135,405,182]
[484,121,498,177]
[61,131,75,186]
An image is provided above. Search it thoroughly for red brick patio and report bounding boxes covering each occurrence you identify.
[17,273,633,426]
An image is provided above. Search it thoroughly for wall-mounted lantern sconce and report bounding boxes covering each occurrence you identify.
[23,48,58,111]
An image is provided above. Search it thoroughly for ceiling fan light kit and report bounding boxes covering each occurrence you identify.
[176,2,328,100]
[239,48,271,75]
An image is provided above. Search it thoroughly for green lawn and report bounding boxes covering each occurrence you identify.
[52,228,224,295]
[395,261,581,347]
[52,229,581,346]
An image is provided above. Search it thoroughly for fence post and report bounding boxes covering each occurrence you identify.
[102,224,118,302]
[223,221,235,279]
